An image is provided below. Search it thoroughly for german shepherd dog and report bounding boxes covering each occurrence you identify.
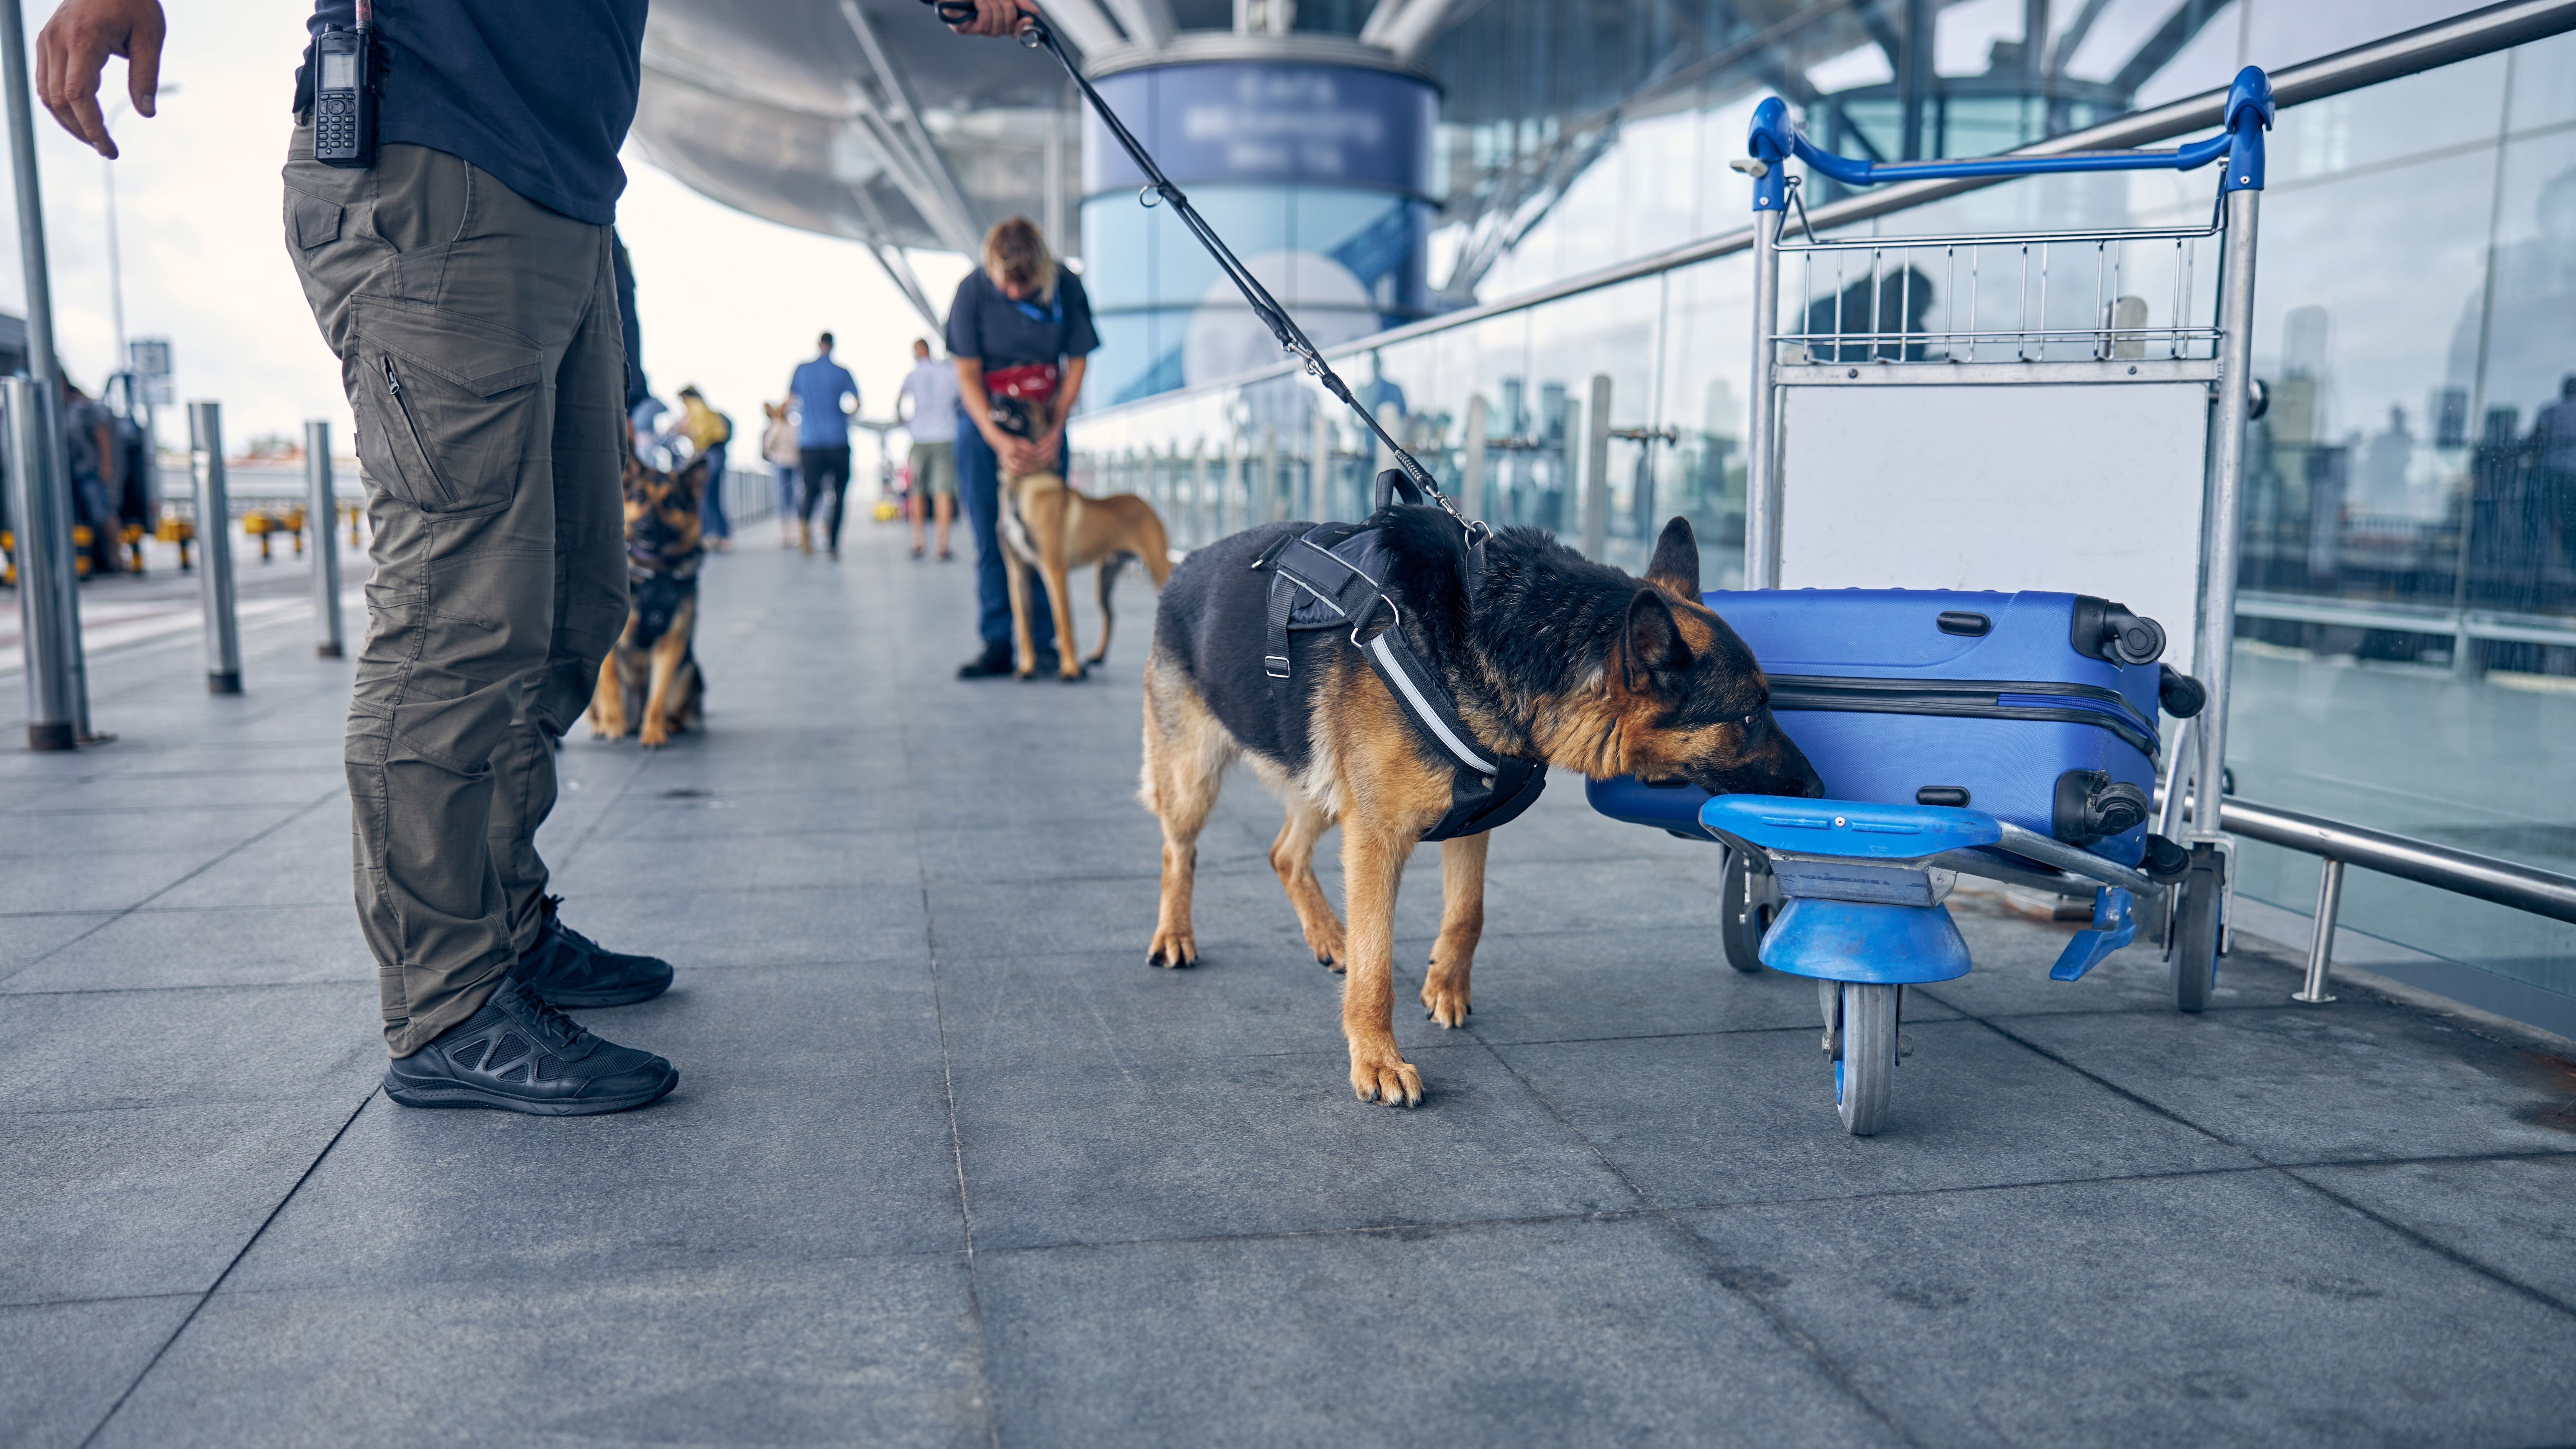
[1141,510,1825,1106]
[588,452,709,748]
[999,469,1174,681]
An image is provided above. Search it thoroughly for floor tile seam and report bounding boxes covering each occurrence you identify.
[901,709,1005,1449]
[0,785,347,989]
[72,1083,376,1449]
[196,1246,981,1304]
[2272,1163,2576,1321]
[0,1289,204,1313]
[1453,1019,1931,1449]
[974,1206,1674,1259]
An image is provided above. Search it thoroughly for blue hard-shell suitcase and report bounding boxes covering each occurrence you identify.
[1590,588,2183,865]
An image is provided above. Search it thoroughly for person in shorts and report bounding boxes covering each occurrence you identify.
[896,337,959,560]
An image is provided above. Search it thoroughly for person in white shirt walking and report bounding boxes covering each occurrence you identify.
[896,337,962,561]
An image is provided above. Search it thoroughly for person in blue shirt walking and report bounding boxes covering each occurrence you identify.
[788,334,861,558]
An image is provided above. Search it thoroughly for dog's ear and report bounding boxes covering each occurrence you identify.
[1644,516,1699,598]
[676,453,713,500]
[1622,587,1693,692]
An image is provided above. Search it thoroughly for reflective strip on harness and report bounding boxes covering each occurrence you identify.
[1367,631,1498,775]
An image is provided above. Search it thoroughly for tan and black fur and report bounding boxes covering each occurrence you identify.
[588,452,708,748]
[999,470,1173,680]
[1140,512,1823,1107]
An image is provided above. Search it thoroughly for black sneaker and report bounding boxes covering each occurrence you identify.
[957,642,1015,679]
[384,979,677,1115]
[510,895,674,1008]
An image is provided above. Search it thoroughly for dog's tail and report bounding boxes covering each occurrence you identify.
[1132,506,1174,586]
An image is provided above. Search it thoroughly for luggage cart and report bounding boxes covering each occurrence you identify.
[1590,69,2275,1135]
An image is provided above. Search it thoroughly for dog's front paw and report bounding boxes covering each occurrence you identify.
[639,718,670,749]
[1146,926,1197,968]
[1421,966,1472,1028]
[1348,1042,1423,1107]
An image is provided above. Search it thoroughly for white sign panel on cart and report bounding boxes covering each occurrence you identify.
[1778,381,2210,650]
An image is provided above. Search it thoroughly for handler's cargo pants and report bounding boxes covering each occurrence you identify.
[283,138,628,1056]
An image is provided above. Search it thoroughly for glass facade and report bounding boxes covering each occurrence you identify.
[1067,18,2576,1030]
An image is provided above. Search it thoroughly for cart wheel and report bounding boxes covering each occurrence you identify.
[2169,842,2225,1013]
[1721,849,1776,974]
[1834,982,1899,1136]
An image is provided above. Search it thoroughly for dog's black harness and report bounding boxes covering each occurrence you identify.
[1254,472,1547,843]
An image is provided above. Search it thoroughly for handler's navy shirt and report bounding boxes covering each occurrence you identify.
[301,1,648,226]
[945,269,1101,371]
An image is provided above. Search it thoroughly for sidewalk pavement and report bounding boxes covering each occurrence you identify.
[4,521,2574,1448]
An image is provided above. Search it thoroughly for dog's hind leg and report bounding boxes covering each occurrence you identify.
[1268,794,1346,972]
[1141,657,1232,968]
[1422,830,1488,1028]
[1089,552,1129,667]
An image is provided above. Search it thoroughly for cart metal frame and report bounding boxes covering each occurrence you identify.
[1737,67,2275,1014]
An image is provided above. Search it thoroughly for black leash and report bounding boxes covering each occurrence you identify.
[918,0,1482,543]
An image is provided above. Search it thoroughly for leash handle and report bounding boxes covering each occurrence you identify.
[925,2,1479,537]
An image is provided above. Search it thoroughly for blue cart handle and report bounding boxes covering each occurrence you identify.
[1745,66,2272,213]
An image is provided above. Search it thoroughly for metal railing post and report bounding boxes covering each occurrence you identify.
[1460,394,1488,521]
[190,402,243,693]
[2293,856,2343,1004]
[5,378,76,749]
[1745,207,1784,589]
[1583,373,1612,559]
[305,420,344,658]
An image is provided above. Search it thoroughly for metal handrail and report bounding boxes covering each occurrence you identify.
[1080,0,2576,419]
[2159,785,2576,1008]
[2183,794,2576,925]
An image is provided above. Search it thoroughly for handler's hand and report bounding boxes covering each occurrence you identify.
[36,0,165,159]
[948,0,1038,36]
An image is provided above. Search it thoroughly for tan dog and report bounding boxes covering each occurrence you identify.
[588,453,708,748]
[999,470,1173,680]
[1140,513,1823,1106]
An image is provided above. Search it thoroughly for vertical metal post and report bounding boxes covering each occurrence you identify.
[5,379,74,749]
[1745,208,1784,589]
[1308,405,1332,521]
[1262,426,1280,522]
[2191,188,2260,847]
[190,402,243,693]
[3,0,94,743]
[305,420,344,658]
[1460,394,1488,521]
[1582,373,1612,559]
[2293,857,2343,1004]
[1558,397,1580,544]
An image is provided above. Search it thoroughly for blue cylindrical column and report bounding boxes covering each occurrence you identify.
[1080,44,1437,408]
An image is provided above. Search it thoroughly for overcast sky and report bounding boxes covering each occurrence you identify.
[6,0,971,457]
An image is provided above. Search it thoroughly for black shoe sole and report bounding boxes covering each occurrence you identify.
[383,1069,678,1116]
[527,976,673,1009]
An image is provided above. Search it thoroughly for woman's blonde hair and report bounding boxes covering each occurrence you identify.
[982,217,1056,304]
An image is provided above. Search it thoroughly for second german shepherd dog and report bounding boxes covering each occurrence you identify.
[1142,509,1824,1106]
[999,470,1173,680]
[588,451,708,748]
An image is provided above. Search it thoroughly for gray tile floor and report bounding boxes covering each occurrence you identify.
[5,522,2576,1449]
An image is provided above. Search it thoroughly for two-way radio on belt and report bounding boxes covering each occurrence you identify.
[917,0,1480,541]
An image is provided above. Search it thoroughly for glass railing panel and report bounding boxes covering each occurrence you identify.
[1653,252,1756,588]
